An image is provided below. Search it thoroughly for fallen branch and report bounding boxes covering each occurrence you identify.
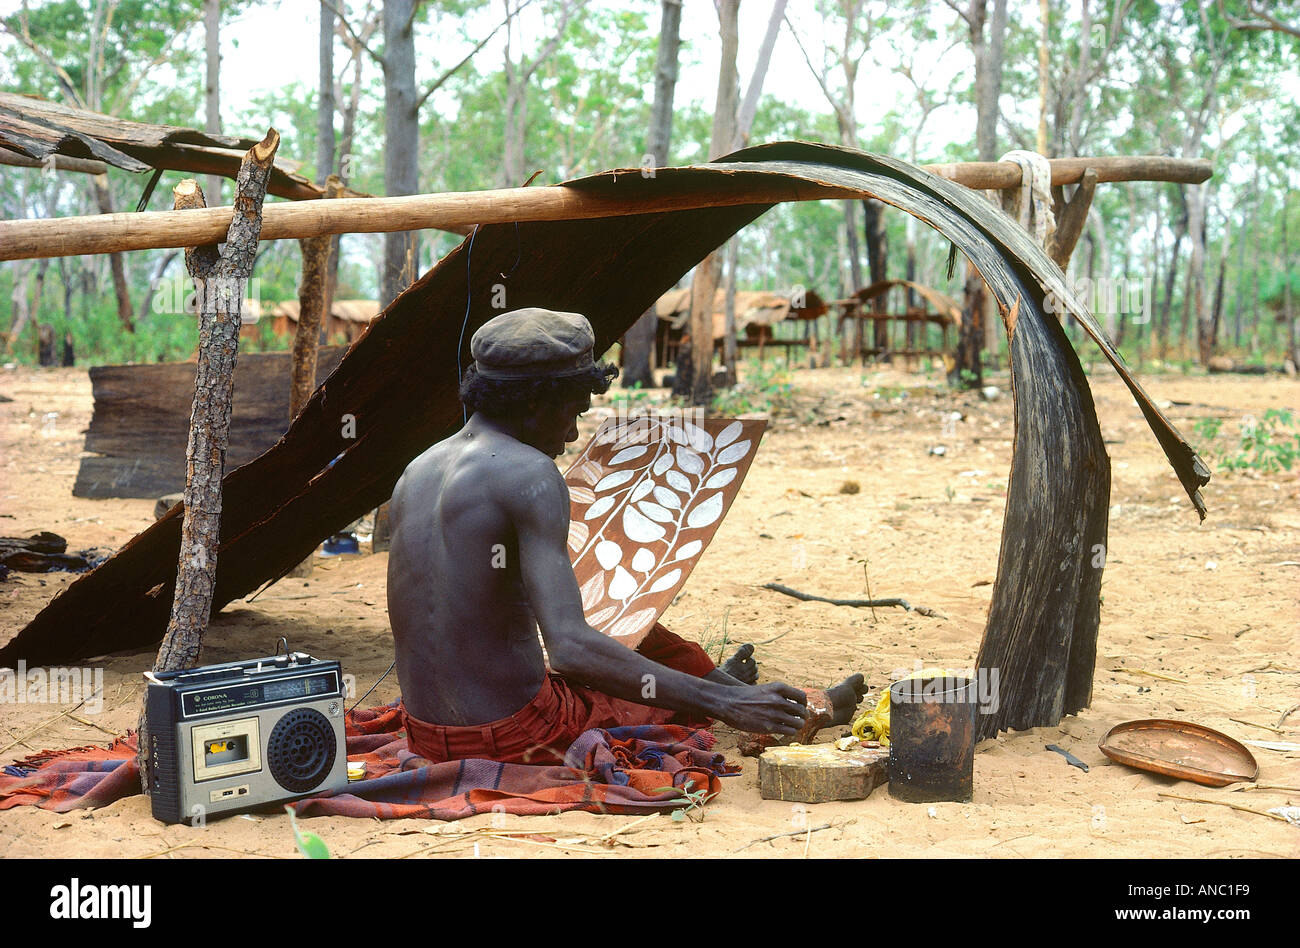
[1277,703,1300,728]
[1109,667,1187,683]
[0,698,87,756]
[1157,792,1294,823]
[735,821,840,852]
[136,842,285,859]
[762,583,946,618]
[1229,717,1285,735]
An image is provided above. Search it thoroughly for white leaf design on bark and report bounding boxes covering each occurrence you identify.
[622,505,666,542]
[594,469,635,493]
[586,605,617,627]
[665,470,691,493]
[608,565,637,600]
[683,423,713,452]
[630,480,654,503]
[631,547,655,572]
[715,440,752,465]
[676,445,703,475]
[579,571,606,610]
[607,607,658,638]
[584,495,616,520]
[652,453,673,476]
[704,468,737,490]
[636,500,673,523]
[648,568,682,594]
[715,420,743,448]
[610,444,648,466]
[673,539,703,561]
[567,521,588,552]
[686,492,724,529]
[595,540,622,570]
[667,425,688,446]
[652,485,681,509]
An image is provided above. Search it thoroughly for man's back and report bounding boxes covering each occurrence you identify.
[387,427,550,725]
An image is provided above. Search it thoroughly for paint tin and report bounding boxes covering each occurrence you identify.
[888,676,978,803]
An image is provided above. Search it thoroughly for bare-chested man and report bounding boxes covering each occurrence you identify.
[387,308,866,765]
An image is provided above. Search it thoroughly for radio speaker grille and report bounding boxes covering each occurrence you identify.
[267,708,338,793]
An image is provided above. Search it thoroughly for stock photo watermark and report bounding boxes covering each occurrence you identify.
[1045,275,1153,322]
[150,276,264,321]
[886,661,1001,715]
[0,662,104,714]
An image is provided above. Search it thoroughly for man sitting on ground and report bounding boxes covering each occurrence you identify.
[387,307,866,765]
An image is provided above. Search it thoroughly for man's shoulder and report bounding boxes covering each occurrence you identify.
[494,444,567,495]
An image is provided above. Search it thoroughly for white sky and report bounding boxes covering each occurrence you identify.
[0,0,976,165]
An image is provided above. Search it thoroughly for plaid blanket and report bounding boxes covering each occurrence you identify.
[0,700,739,820]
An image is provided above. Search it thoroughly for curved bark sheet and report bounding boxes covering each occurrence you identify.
[0,143,1209,740]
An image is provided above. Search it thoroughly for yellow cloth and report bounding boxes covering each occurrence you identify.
[851,668,965,746]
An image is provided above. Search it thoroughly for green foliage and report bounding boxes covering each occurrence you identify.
[1194,409,1300,473]
[653,777,710,823]
[284,804,330,859]
[709,359,793,416]
[3,0,1300,370]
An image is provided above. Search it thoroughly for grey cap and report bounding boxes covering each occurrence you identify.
[471,307,596,379]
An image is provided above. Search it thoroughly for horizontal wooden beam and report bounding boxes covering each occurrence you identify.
[924,155,1212,190]
[0,154,1213,262]
[0,146,107,175]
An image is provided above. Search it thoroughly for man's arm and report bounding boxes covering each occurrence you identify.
[502,459,809,735]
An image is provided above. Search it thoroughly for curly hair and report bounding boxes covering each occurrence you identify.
[458,361,619,419]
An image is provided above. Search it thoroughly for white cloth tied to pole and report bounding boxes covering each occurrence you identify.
[995,150,1057,249]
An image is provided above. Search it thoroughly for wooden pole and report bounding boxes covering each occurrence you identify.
[137,129,280,797]
[1048,168,1099,269]
[0,155,1213,263]
[0,147,108,175]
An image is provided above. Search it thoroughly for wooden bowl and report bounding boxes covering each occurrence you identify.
[1098,719,1259,787]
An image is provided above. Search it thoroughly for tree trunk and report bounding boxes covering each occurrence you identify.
[956,0,1008,384]
[382,0,419,307]
[138,130,280,796]
[1284,187,1298,370]
[688,0,739,405]
[863,198,888,357]
[318,0,335,187]
[842,199,863,364]
[723,241,738,386]
[93,174,134,332]
[953,261,985,389]
[905,218,919,355]
[622,0,682,390]
[334,11,374,303]
[1157,185,1188,359]
[735,0,786,146]
[1190,183,1213,365]
[6,260,31,353]
[204,0,222,205]
[1209,208,1228,359]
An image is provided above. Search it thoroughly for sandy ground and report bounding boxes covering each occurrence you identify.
[0,356,1297,860]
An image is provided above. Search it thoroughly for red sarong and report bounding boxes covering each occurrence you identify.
[402,622,716,766]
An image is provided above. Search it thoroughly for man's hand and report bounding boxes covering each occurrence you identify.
[714,682,810,735]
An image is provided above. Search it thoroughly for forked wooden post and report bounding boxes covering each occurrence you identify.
[137,129,281,795]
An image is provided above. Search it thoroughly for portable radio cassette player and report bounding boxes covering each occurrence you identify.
[144,645,349,824]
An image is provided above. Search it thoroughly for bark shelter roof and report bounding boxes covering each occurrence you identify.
[0,92,351,202]
[0,141,1213,737]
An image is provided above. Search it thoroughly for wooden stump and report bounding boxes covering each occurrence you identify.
[758,742,889,803]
